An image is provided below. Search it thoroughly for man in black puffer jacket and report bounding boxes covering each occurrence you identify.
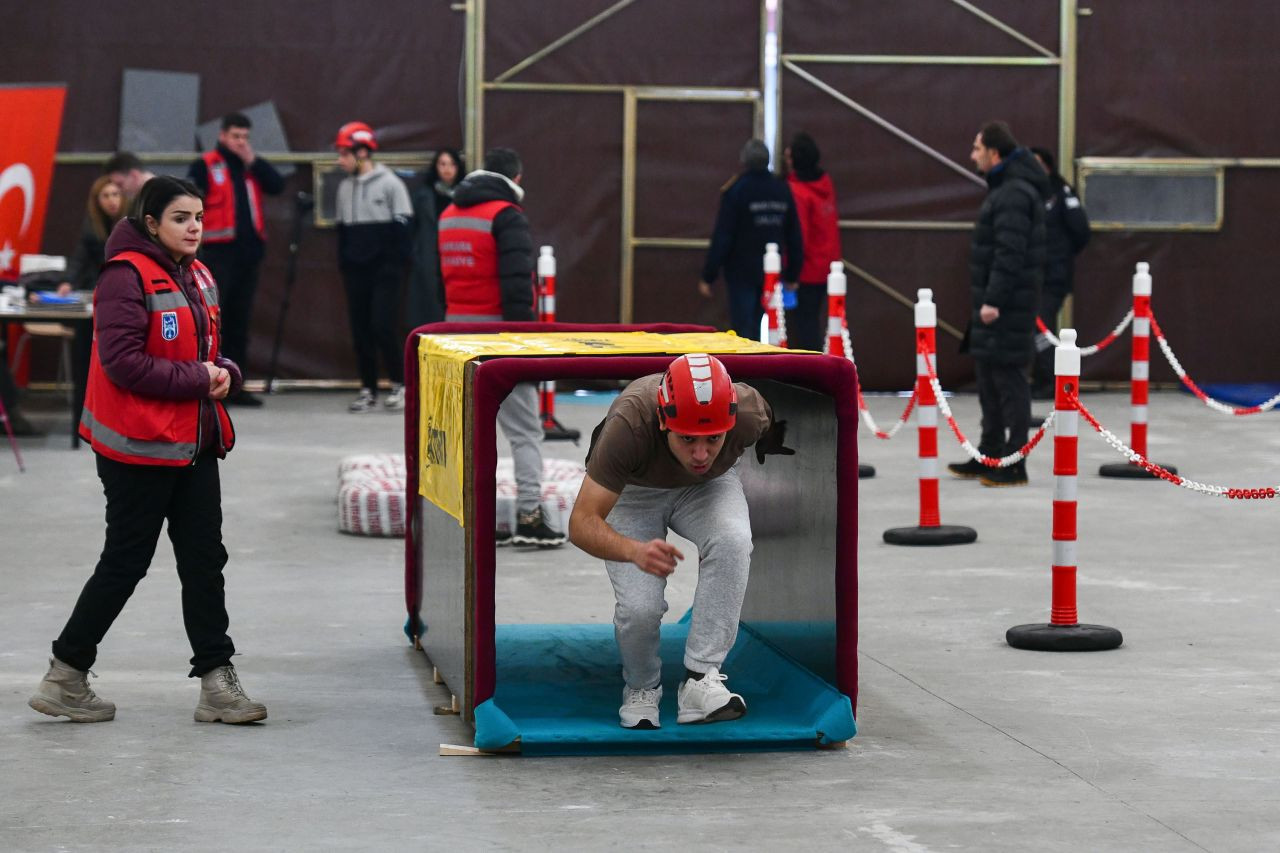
[949,121,1049,487]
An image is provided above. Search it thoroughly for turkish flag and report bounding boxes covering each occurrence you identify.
[0,85,66,277]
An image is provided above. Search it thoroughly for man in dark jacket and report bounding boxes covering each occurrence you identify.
[187,113,285,407]
[698,139,803,340]
[949,121,1049,487]
[440,147,562,547]
[1029,147,1091,399]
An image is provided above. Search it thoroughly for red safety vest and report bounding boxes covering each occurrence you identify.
[201,149,265,243]
[79,251,236,466]
[439,199,517,316]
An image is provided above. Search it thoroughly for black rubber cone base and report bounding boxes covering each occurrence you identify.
[858,464,876,479]
[883,524,977,546]
[1006,623,1123,651]
[1099,461,1177,478]
[542,423,581,443]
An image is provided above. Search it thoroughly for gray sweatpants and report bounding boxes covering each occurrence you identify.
[498,382,544,512]
[447,313,545,512]
[604,466,753,689]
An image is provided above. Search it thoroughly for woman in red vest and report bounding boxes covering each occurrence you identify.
[29,176,267,725]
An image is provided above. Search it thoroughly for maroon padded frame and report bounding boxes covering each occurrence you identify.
[403,322,861,715]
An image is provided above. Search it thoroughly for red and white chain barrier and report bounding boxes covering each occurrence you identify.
[1036,309,1132,356]
[919,348,1055,468]
[1148,311,1280,416]
[825,261,915,439]
[1071,390,1278,499]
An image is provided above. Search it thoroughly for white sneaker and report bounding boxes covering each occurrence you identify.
[349,388,376,413]
[619,684,662,730]
[677,667,746,724]
[384,384,405,410]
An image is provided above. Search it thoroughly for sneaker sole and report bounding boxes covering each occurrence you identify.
[948,470,984,480]
[619,717,660,730]
[979,478,1028,488]
[677,696,746,725]
[509,536,567,548]
[194,704,268,724]
[28,695,115,723]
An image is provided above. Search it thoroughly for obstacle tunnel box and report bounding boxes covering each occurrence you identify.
[402,322,861,754]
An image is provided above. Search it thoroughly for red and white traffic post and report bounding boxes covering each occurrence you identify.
[536,245,579,442]
[762,242,784,346]
[884,289,976,545]
[825,261,845,357]
[1008,328,1123,651]
[1100,262,1176,478]
[825,261,875,479]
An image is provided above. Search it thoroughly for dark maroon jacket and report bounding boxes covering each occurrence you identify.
[94,219,242,453]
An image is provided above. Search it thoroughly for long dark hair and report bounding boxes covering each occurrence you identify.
[86,175,125,241]
[130,176,204,252]
[426,147,465,187]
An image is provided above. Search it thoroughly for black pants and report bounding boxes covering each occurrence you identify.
[1032,287,1068,390]
[727,284,764,341]
[201,247,262,374]
[783,282,828,352]
[52,453,235,677]
[975,359,1031,457]
[342,260,405,390]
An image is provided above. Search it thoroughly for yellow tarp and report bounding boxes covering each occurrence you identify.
[417,331,786,524]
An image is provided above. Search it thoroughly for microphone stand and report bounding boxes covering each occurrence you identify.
[265,191,313,394]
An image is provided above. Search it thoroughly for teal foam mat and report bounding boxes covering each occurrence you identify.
[475,622,855,755]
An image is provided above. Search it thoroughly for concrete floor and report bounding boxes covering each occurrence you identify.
[1,386,1277,852]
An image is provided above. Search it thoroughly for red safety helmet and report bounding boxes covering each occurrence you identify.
[334,121,378,152]
[656,353,738,435]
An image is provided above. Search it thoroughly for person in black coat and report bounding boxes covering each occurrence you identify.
[949,121,1049,487]
[408,148,464,329]
[698,139,803,339]
[1029,147,1091,398]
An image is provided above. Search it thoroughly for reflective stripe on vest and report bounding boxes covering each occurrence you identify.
[438,216,496,233]
[79,409,199,461]
[201,149,265,244]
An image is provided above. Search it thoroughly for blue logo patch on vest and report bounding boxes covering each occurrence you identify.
[210,162,226,185]
[161,311,179,341]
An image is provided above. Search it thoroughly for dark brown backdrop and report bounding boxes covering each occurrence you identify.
[7,2,1280,387]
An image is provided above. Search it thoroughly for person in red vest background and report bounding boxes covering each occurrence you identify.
[438,147,563,547]
[187,112,284,407]
[783,132,842,353]
[29,175,268,726]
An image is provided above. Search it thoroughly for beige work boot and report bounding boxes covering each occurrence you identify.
[29,657,116,723]
[194,665,267,724]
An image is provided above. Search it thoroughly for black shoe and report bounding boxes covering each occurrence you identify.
[979,461,1028,488]
[946,458,989,480]
[511,506,567,548]
[226,390,264,407]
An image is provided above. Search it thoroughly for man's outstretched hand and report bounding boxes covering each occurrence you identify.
[755,419,796,464]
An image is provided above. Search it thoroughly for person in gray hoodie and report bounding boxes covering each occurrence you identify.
[333,122,414,412]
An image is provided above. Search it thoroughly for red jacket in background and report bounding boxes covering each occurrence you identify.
[788,172,841,285]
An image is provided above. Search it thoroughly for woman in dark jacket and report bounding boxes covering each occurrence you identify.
[30,176,267,726]
[58,175,127,419]
[408,148,464,328]
[59,175,126,294]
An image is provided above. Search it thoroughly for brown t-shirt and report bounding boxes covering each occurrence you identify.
[585,374,772,493]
